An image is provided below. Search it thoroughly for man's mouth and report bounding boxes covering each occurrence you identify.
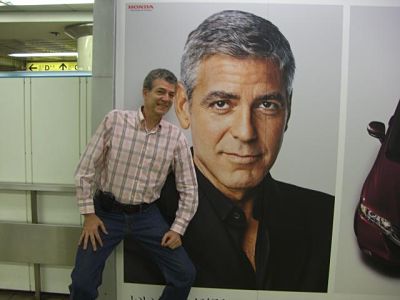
[222,152,262,164]
[157,103,170,109]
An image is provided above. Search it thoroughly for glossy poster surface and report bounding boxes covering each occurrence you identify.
[113,1,400,299]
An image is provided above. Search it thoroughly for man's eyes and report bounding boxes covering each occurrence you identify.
[156,90,175,98]
[208,99,284,114]
[212,100,229,109]
[258,100,284,111]
[209,100,231,111]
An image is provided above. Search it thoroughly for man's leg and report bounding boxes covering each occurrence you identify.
[69,204,126,300]
[129,204,195,300]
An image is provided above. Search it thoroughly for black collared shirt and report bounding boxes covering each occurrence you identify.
[189,167,266,289]
[124,165,334,292]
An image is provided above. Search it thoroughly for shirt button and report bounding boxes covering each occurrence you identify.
[232,212,241,220]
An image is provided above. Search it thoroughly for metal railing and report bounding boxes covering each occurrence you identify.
[0,182,80,300]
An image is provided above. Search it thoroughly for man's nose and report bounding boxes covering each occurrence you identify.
[160,95,171,102]
[230,105,256,142]
[162,93,173,102]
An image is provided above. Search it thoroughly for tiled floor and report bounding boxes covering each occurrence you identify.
[0,290,69,300]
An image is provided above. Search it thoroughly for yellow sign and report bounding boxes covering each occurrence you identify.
[26,62,78,72]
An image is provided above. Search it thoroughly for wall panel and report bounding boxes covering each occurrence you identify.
[30,77,81,184]
[0,78,26,182]
[0,74,90,293]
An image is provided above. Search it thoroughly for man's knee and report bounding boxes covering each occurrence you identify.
[178,258,196,287]
[69,280,98,300]
[70,263,100,300]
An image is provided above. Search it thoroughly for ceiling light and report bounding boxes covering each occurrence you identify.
[9,52,78,57]
[0,0,94,6]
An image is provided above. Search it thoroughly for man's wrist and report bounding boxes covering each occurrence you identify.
[83,213,96,219]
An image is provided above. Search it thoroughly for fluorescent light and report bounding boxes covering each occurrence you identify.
[0,0,94,6]
[9,52,78,57]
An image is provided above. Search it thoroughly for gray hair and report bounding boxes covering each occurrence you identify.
[143,68,177,91]
[181,10,295,101]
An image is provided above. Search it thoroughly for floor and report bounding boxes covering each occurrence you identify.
[0,290,69,300]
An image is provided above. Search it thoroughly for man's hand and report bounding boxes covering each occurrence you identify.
[161,230,182,249]
[79,213,108,251]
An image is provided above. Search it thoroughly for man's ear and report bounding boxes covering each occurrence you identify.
[285,91,292,131]
[142,88,148,98]
[175,82,191,129]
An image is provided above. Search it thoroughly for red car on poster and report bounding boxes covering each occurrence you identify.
[354,99,400,267]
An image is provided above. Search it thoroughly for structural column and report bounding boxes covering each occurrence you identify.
[65,23,93,71]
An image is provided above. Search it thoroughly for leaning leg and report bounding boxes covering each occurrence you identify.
[69,207,125,300]
[129,205,195,300]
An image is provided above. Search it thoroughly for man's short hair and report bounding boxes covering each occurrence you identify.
[181,10,296,101]
[143,68,178,91]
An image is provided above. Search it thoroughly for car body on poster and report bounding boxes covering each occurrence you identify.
[354,99,400,267]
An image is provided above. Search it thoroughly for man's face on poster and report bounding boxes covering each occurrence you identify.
[177,54,291,199]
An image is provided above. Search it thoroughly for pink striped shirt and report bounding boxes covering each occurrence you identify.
[74,109,198,235]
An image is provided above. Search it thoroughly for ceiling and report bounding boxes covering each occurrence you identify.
[0,3,93,71]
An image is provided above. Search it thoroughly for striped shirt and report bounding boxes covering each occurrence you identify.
[74,109,198,235]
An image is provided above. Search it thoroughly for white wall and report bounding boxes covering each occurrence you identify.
[0,75,90,293]
[333,6,400,296]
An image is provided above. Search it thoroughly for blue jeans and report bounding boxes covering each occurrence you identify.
[69,200,195,300]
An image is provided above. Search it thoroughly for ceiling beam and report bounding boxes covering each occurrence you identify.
[0,11,92,22]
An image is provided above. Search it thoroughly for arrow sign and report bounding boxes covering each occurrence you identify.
[26,61,77,71]
[59,63,67,70]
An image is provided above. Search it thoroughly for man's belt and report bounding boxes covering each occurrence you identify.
[94,189,151,214]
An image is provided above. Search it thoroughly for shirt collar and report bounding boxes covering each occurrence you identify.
[138,107,145,123]
[195,166,235,221]
[137,106,162,133]
[195,164,272,221]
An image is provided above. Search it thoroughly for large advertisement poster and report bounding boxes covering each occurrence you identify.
[114,1,400,299]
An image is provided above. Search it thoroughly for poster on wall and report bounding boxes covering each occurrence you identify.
[118,0,341,296]
[114,1,400,299]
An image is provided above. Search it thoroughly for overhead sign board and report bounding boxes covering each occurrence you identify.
[26,62,78,72]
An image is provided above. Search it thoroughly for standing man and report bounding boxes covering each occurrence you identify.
[125,10,334,292]
[69,69,198,300]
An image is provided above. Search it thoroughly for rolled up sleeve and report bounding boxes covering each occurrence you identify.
[170,133,198,235]
[74,111,113,214]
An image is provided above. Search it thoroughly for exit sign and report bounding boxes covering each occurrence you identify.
[26,62,78,72]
